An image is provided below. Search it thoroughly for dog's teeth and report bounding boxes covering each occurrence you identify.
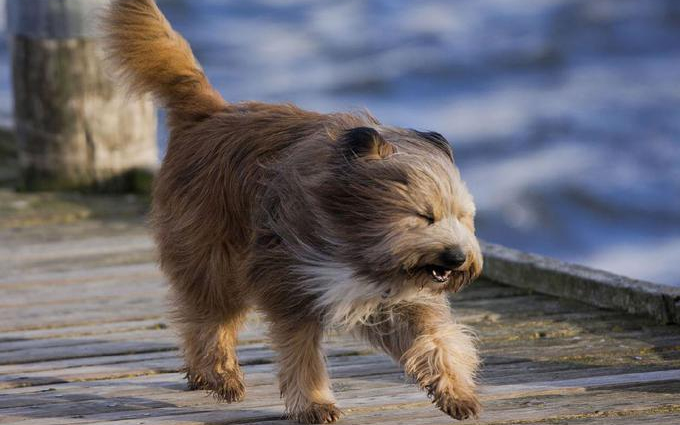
[430,267,451,283]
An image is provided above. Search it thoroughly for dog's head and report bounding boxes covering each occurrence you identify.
[320,126,482,295]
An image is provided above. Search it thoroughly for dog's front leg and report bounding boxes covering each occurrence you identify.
[355,297,480,420]
[269,319,341,424]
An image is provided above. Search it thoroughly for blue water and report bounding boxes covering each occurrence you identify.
[2,0,680,286]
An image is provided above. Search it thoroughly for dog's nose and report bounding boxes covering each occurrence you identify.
[439,248,467,269]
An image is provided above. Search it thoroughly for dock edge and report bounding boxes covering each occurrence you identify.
[481,242,680,324]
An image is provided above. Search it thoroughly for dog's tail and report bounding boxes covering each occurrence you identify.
[102,0,225,120]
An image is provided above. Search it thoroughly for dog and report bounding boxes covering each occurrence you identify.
[104,1,483,423]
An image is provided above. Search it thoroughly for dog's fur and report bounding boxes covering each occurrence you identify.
[104,1,483,423]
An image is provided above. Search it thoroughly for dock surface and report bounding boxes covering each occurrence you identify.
[1,217,679,425]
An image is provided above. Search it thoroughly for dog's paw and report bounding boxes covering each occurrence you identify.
[210,370,246,403]
[428,387,480,421]
[185,368,246,403]
[290,403,343,424]
[185,368,206,391]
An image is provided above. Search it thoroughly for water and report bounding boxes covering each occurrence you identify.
[2,0,680,286]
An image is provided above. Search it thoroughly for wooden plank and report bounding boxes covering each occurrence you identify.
[0,286,165,309]
[0,340,176,366]
[0,263,159,287]
[482,369,680,398]
[339,383,680,425]
[482,242,680,324]
[0,356,398,403]
[0,297,164,324]
[0,287,577,333]
[0,353,397,392]
[0,319,169,343]
[3,318,676,387]
[3,322,677,380]
[0,271,163,304]
[0,313,266,346]
[0,299,166,333]
[0,329,178,354]
[3,347,677,396]
[0,351,180,383]
[3,317,671,370]
[3,252,157,283]
[1,372,677,425]
[1,338,677,407]
[1,225,679,425]
[0,358,677,423]
[1,301,677,374]
[0,216,146,243]
[0,235,153,266]
[0,337,372,368]
[487,415,680,425]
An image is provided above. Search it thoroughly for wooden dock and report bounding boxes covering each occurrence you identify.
[1,216,679,424]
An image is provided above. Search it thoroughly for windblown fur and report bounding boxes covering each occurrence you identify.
[103,1,483,423]
[103,0,224,121]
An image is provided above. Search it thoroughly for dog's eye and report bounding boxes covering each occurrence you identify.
[417,213,435,225]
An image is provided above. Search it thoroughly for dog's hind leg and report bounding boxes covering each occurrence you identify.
[158,233,249,402]
[268,319,341,424]
[178,304,248,403]
[354,297,481,420]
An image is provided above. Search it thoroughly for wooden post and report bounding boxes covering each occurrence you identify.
[7,0,158,191]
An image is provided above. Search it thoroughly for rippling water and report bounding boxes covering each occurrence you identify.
[2,0,680,286]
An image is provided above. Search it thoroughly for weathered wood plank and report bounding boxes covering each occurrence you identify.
[0,290,585,332]
[2,274,527,308]
[3,323,676,375]
[0,303,166,333]
[0,288,588,334]
[0,351,180,384]
[3,317,673,371]
[3,346,677,396]
[482,242,680,324]
[1,373,678,425]
[2,252,157,283]
[0,336,373,368]
[1,300,676,373]
[0,329,178,354]
[0,319,168,342]
[0,236,154,267]
[0,285,165,309]
[0,263,159,288]
[2,226,680,425]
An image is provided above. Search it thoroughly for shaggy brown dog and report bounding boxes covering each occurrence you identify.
[104,1,483,423]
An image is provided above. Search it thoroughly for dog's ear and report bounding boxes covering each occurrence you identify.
[414,130,453,162]
[342,127,395,160]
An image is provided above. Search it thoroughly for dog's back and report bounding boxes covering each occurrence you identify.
[104,0,315,307]
[103,0,376,324]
